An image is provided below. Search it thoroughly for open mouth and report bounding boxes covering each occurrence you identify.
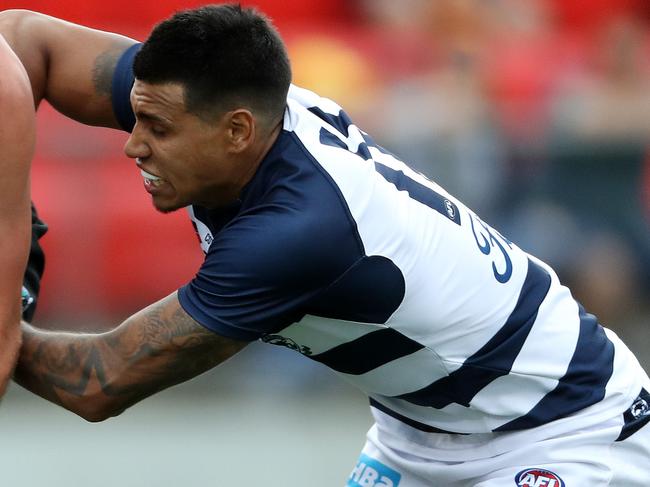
[140,168,164,188]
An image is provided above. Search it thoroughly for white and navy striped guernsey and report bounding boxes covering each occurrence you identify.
[112,48,646,437]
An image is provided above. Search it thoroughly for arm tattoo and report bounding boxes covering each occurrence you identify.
[16,294,247,417]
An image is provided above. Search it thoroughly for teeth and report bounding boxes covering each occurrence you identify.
[140,169,161,181]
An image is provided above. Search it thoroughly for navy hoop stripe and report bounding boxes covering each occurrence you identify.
[496,304,615,431]
[310,328,424,375]
[396,259,551,407]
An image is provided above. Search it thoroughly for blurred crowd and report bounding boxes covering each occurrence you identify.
[9,0,649,365]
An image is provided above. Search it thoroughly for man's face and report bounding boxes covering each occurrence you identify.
[124,80,244,213]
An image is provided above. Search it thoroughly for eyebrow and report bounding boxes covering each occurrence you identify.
[134,111,170,125]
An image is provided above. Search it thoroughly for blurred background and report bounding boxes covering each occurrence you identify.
[1,0,649,485]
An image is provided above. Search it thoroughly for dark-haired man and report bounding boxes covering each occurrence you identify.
[1,5,650,486]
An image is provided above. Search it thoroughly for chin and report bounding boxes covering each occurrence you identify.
[155,206,180,214]
[152,198,184,214]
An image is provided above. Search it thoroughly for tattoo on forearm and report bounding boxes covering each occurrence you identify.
[18,296,245,413]
[32,344,113,396]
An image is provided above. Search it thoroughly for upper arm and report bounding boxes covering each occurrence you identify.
[0,9,138,128]
[0,34,34,212]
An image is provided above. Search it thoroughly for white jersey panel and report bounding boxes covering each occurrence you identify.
[338,349,449,397]
[286,89,530,355]
[276,316,386,356]
[276,84,644,433]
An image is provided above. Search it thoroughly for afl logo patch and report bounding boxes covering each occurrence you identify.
[515,468,565,487]
[444,199,456,220]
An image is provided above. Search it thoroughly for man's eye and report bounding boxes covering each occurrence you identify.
[151,126,166,136]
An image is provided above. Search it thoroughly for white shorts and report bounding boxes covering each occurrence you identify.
[347,389,650,487]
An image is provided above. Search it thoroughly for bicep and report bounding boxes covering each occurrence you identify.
[0,10,137,128]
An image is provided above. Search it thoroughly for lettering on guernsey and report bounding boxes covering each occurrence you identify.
[348,454,401,487]
[313,107,462,228]
[312,107,517,284]
[514,468,565,487]
[469,211,514,283]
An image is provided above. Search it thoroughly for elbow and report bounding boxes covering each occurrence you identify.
[76,405,123,423]
[55,388,127,422]
[73,398,126,423]
[78,410,116,424]
[0,9,39,24]
[0,9,37,34]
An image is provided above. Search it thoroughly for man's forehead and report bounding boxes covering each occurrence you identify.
[130,79,186,114]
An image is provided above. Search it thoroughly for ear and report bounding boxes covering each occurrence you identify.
[227,109,255,153]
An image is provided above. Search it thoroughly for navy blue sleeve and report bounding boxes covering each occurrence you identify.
[177,206,363,342]
[111,43,142,132]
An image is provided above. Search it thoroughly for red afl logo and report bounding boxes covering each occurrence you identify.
[515,468,565,487]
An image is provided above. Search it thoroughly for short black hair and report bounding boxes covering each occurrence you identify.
[133,3,291,122]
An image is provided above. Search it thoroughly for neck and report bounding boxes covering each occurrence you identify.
[253,117,283,166]
[240,117,283,186]
[204,117,283,209]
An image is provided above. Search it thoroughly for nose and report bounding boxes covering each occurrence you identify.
[123,125,151,161]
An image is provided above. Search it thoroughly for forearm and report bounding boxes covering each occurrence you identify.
[14,323,120,421]
[14,322,161,421]
[15,294,247,421]
[0,246,28,397]
[0,321,21,397]
[0,200,31,401]
[0,33,34,398]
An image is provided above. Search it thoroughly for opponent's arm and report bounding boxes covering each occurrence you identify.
[0,35,35,398]
[14,292,248,421]
[0,9,137,128]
